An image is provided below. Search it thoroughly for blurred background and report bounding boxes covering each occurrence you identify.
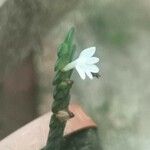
[0,0,150,150]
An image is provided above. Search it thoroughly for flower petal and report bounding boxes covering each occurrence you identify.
[85,70,93,79]
[63,60,78,71]
[75,65,86,80]
[86,57,99,64]
[79,47,96,58]
[88,65,99,73]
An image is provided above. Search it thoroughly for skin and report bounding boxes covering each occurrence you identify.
[0,104,96,150]
[0,0,80,139]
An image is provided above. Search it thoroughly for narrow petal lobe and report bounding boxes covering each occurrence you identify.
[76,65,86,80]
[86,57,99,64]
[79,47,96,58]
[85,70,93,79]
[88,65,99,73]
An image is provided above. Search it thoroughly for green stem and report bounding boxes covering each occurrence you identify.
[44,28,76,150]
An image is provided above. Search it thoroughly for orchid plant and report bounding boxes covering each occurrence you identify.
[44,28,100,150]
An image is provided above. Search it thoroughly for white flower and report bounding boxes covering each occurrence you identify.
[63,47,99,80]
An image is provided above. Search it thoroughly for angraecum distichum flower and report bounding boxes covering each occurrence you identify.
[63,47,100,80]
